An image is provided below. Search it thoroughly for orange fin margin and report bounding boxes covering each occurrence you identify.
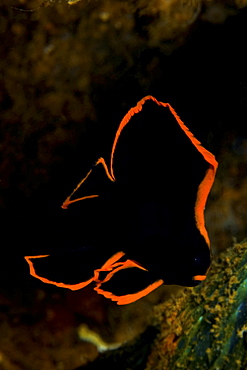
[24,255,95,290]
[108,95,217,247]
[193,274,207,282]
[94,279,164,305]
[61,157,114,209]
[62,95,217,249]
[128,96,218,247]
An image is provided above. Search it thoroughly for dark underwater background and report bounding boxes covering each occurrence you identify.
[1,1,247,369]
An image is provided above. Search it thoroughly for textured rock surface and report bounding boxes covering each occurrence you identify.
[146,241,247,370]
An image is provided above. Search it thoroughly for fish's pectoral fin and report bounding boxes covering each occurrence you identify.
[24,255,95,290]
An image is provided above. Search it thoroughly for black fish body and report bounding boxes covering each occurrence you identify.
[25,96,218,305]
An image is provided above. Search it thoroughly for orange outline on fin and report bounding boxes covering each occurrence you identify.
[24,255,95,290]
[94,278,164,305]
[95,259,148,285]
[110,95,217,246]
[62,96,217,247]
[193,274,206,282]
[62,157,114,209]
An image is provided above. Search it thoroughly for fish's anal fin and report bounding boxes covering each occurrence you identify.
[95,279,164,305]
